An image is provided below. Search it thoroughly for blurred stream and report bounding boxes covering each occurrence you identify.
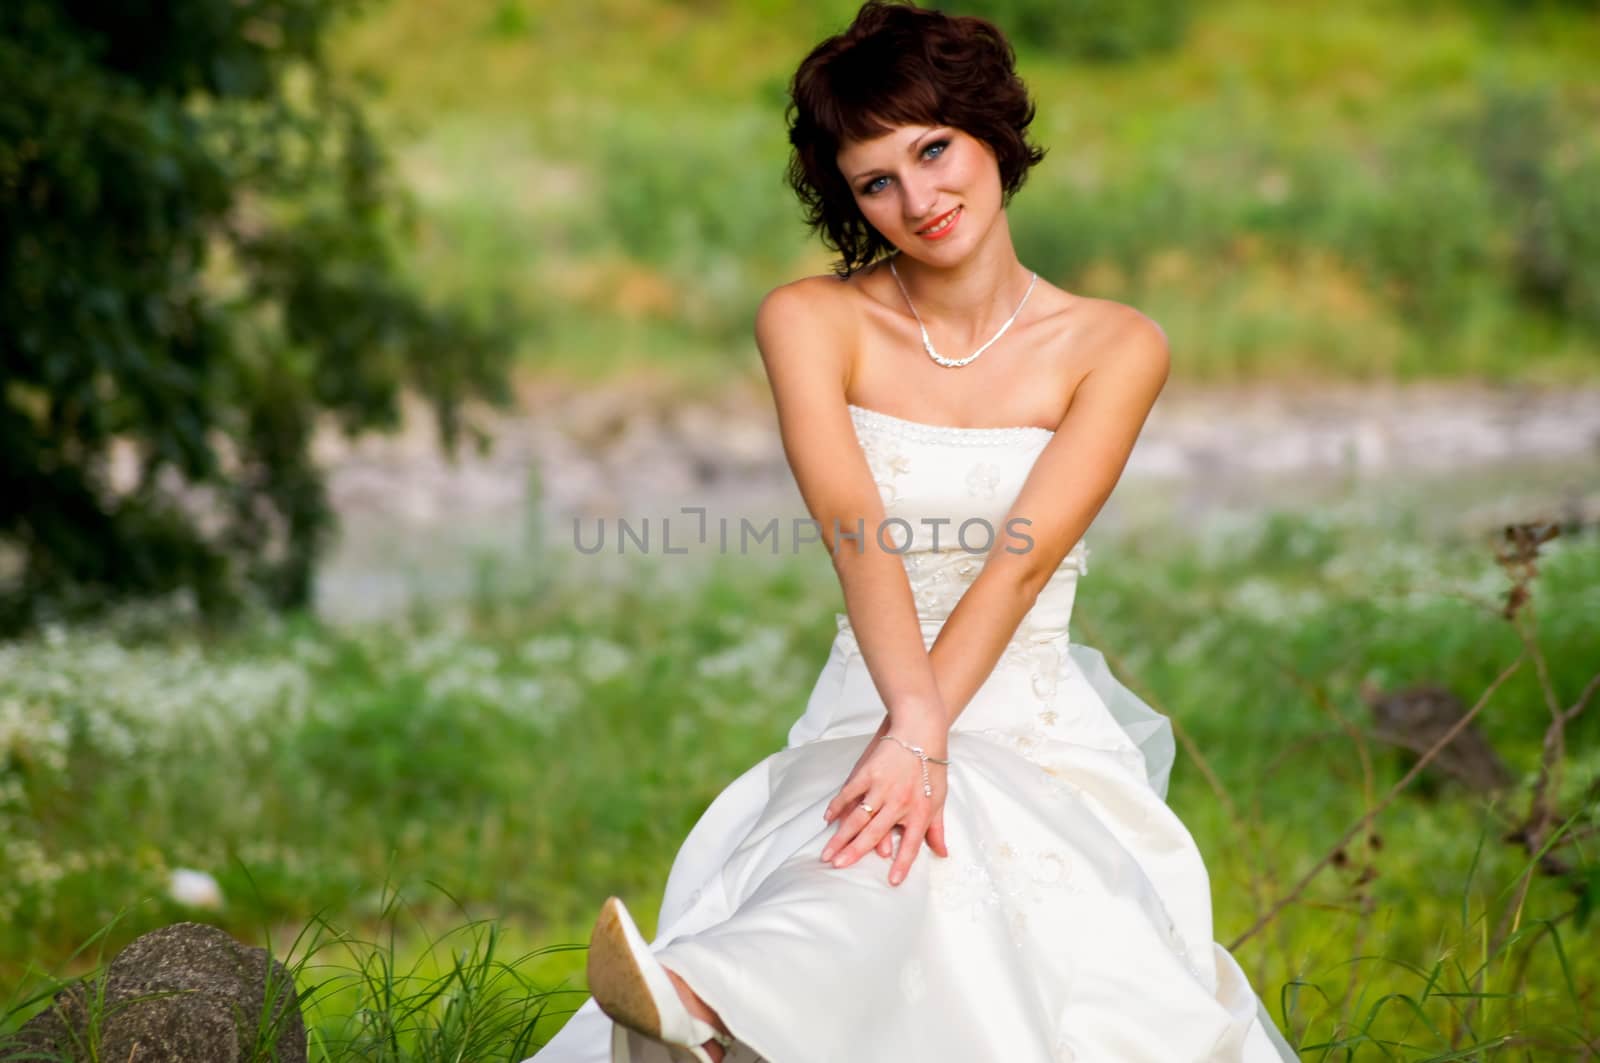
[313,382,1600,622]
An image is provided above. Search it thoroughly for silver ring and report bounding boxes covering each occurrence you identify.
[859,802,876,814]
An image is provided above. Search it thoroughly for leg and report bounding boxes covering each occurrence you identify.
[664,966,731,1063]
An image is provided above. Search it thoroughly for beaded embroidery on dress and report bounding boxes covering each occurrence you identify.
[527,405,1299,1063]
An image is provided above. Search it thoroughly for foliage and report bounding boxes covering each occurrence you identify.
[1469,82,1600,333]
[0,0,515,633]
[320,0,1600,384]
[952,0,1191,60]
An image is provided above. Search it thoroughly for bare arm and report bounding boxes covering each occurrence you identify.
[755,278,948,740]
[754,277,951,885]
[926,309,1171,726]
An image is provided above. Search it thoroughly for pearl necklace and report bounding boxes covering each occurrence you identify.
[888,255,1038,369]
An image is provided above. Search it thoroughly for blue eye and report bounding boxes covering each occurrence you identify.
[864,139,947,196]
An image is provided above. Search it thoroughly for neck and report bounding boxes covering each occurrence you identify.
[889,215,1030,347]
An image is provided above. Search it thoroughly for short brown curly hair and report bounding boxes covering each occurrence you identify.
[786,1,1047,278]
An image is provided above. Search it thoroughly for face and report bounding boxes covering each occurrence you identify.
[836,123,1003,263]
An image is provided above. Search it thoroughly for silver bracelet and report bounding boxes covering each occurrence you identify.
[879,735,951,797]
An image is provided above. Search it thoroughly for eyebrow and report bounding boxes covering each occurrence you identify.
[845,129,945,184]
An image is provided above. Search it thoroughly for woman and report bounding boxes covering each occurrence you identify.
[529,2,1299,1060]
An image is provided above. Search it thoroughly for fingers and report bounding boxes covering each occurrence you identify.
[820,792,880,864]
[889,814,929,886]
[823,798,949,884]
[830,784,935,871]
[822,775,871,824]
[927,807,950,858]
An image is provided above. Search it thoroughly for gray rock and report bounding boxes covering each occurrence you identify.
[4,921,306,1063]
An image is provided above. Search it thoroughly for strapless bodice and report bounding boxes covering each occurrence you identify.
[836,404,1088,653]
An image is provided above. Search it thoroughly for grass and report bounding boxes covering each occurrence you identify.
[1,888,573,1062]
[1,505,1596,1058]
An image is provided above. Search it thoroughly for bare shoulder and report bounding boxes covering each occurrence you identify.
[1031,294,1169,431]
[749,275,888,548]
[754,273,864,399]
[758,273,857,352]
[755,274,854,344]
[753,273,861,418]
[1060,294,1170,386]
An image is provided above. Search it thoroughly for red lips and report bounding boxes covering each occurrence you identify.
[917,206,961,235]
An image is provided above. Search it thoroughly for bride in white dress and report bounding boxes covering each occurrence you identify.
[529,2,1299,1060]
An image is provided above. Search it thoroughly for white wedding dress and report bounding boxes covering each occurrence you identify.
[528,404,1299,1062]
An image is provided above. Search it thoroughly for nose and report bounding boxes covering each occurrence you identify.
[901,173,937,225]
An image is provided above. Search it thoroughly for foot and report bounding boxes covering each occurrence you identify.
[665,965,731,1063]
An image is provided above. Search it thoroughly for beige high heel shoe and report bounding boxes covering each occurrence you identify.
[587,896,735,1063]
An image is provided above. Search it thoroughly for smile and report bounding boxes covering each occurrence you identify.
[916,206,962,239]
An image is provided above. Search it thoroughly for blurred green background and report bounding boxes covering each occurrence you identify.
[3,0,1598,1059]
[338,0,1600,385]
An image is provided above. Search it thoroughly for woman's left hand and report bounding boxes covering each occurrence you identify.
[820,714,950,886]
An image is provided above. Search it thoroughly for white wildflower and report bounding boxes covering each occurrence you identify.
[520,634,575,665]
[167,868,225,910]
[579,639,632,683]
[696,627,788,680]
